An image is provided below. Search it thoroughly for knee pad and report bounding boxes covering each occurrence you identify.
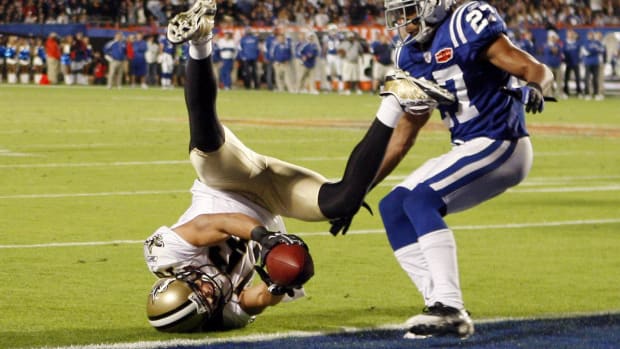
[379,187,418,251]
[402,183,447,238]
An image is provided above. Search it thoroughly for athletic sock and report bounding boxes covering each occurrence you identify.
[395,243,433,306]
[418,229,464,309]
[189,38,213,60]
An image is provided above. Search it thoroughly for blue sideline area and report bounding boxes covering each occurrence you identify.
[175,313,620,349]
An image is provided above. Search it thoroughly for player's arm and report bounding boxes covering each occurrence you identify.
[173,213,262,246]
[238,282,284,315]
[372,111,430,187]
[483,33,554,94]
[175,213,306,249]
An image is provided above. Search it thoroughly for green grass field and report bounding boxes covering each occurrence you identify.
[1,85,619,348]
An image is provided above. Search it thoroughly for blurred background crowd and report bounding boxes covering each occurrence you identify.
[0,0,618,97]
[0,0,618,27]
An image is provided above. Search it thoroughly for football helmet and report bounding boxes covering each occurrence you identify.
[384,0,454,45]
[146,266,232,332]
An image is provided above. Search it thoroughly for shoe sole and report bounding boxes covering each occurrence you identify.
[405,316,474,340]
[167,1,216,44]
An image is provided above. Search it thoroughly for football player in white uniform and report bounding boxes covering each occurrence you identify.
[322,23,343,92]
[146,0,455,332]
[145,0,440,333]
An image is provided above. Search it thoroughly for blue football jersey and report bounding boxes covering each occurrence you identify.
[160,36,175,55]
[394,1,528,144]
[4,46,16,59]
[18,46,31,61]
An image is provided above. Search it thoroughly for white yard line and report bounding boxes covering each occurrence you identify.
[0,190,187,199]
[2,183,620,200]
[1,218,619,249]
[0,160,190,168]
[1,183,619,200]
[509,185,620,192]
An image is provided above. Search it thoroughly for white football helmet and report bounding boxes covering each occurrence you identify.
[384,0,454,45]
[146,266,232,332]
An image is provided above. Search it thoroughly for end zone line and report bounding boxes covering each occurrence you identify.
[37,310,620,349]
[1,218,619,249]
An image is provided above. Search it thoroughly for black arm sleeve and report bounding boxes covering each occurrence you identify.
[317,119,393,219]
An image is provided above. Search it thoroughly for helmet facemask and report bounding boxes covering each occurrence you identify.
[385,0,452,46]
[176,265,233,318]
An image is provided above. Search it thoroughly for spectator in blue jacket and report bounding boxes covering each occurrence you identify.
[296,31,320,94]
[370,33,394,93]
[582,31,605,101]
[562,29,582,98]
[131,32,148,89]
[104,31,127,88]
[542,31,563,99]
[262,28,278,90]
[271,33,294,92]
[515,29,535,56]
[238,27,260,89]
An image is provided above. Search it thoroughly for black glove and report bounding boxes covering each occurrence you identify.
[250,226,308,265]
[503,82,544,114]
[329,201,373,236]
[254,265,295,297]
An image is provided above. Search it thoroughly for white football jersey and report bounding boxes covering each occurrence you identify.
[143,180,288,328]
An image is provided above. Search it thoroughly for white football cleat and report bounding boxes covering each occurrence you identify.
[404,302,474,339]
[167,0,217,44]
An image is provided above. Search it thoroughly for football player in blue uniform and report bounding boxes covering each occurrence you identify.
[374,0,554,339]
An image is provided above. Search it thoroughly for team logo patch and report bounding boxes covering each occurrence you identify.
[435,48,453,63]
[424,51,432,63]
[145,233,165,254]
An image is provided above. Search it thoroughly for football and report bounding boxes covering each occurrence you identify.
[265,244,314,287]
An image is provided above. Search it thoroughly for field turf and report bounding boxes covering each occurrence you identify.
[0,85,619,348]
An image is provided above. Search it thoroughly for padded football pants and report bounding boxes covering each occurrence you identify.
[186,57,393,221]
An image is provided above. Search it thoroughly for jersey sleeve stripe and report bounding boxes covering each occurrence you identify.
[394,45,402,69]
[450,2,471,48]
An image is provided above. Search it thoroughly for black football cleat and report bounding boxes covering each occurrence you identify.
[404,302,474,339]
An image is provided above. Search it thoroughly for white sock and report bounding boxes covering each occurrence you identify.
[376,95,404,128]
[394,243,433,306]
[189,38,212,60]
[418,229,463,309]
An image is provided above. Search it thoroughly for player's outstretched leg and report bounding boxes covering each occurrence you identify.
[404,302,474,339]
[175,0,223,152]
[167,0,217,45]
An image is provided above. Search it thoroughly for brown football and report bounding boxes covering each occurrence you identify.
[265,244,314,287]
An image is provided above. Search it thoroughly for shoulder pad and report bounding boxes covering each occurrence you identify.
[448,1,506,50]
